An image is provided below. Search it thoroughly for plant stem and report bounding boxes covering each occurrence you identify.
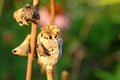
[50,0,55,24]
[45,0,55,80]
[26,23,37,80]
[62,70,69,80]
[26,0,39,80]
[46,69,53,80]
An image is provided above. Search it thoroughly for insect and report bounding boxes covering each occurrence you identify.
[14,4,40,26]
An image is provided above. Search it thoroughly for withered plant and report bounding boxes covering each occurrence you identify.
[12,0,63,80]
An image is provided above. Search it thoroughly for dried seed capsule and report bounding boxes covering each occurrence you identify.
[14,4,40,26]
[12,34,30,56]
[36,25,63,71]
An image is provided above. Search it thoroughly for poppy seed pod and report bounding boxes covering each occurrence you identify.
[36,25,63,71]
[12,34,30,56]
[14,4,40,26]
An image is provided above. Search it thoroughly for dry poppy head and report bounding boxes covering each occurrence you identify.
[14,4,40,26]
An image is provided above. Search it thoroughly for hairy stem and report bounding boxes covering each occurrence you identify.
[26,0,39,80]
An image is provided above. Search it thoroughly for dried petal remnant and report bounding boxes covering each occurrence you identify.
[14,4,40,26]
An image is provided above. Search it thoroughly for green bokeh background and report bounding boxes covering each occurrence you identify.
[0,0,120,80]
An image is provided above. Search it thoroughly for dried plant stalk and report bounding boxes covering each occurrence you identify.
[46,0,55,80]
[71,46,85,80]
[46,68,53,80]
[62,70,69,80]
[26,0,39,80]
[26,23,37,80]
[50,0,55,24]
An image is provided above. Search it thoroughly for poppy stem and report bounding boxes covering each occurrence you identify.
[50,0,55,24]
[26,0,39,80]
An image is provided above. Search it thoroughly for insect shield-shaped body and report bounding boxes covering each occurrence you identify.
[12,34,30,56]
[36,25,63,71]
[14,4,40,26]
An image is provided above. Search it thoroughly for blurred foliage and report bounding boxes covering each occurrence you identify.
[96,0,120,6]
[0,0,4,17]
[0,0,120,80]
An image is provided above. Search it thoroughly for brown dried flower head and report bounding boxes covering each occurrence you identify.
[14,4,40,26]
[36,25,63,71]
[12,34,30,56]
